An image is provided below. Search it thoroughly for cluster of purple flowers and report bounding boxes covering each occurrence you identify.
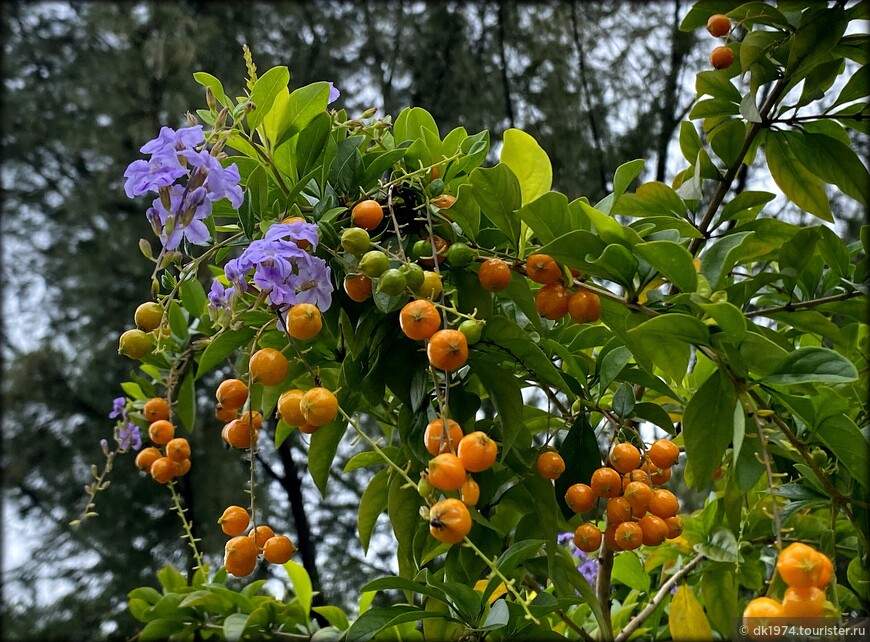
[123,125,242,250]
[208,220,333,317]
[559,531,600,586]
[106,397,141,452]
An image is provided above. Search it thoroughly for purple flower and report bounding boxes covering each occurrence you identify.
[579,558,599,586]
[108,397,128,420]
[123,158,187,198]
[327,82,340,104]
[265,221,320,249]
[140,125,204,156]
[182,149,243,208]
[292,258,332,310]
[146,185,212,251]
[117,422,142,451]
[557,532,574,545]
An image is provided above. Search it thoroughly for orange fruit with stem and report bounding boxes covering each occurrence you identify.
[639,514,669,546]
[591,467,622,498]
[299,387,338,426]
[706,13,731,37]
[623,481,653,517]
[647,439,680,469]
[648,464,671,485]
[478,258,511,292]
[175,458,191,477]
[277,389,306,426]
[215,405,237,422]
[238,410,263,431]
[424,418,463,456]
[216,379,248,410]
[248,524,276,551]
[649,488,679,519]
[150,457,176,484]
[224,535,258,577]
[710,45,734,70]
[665,515,683,539]
[352,199,384,230]
[428,453,466,491]
[222,419,258,449]
[298,422,320,435]
[526,254,562,285]
[429,498,472,544]
[249,348,289,386]
[743,597,784,641]
[457,431,498,472]
[148,420,174,445]
[286,303,322,341]
[536,451,566,480]
[400,299,441,341]
[565,483,596,513]
[135,447,161,473]
[781,586,826,618]
[623,469,650,491]
[460,477,480,506]
[615,521,643,550]
[776,543,831,589]
[605,497,633,524]
[344,275,373,302]
[610,442,641,474]
[264,535,296,564]
[166,437,191,462]
[567,290,601,324]
[218,505,250,536]
[143,397,170,422]
[534,283,570,320]
[573,523,603,553]
[427,329,468,371]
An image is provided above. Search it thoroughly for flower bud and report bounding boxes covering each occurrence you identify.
[206,87,218,114]
[138,238,154,260]
[361,107,378,119]
[214,107,229,131]
[185,111,199,127]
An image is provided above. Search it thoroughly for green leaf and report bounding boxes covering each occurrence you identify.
[612,551,650,592]
[328,135,365,195]
[669,585,713,641]
[393,107,439,144]
[764,347,858,385]
[346,606,448,642]
[834,64,869,107]
[358,468,389,555]
[596,158,645,214]
[517,191,576,245]
[193,72,230,107]
[295,112,332,176]
[579,201,643,248]
[700,566,737,637]
[815,415,870,490]
[449,183,480,240]
[469,164,522,248]
[196,327,256,379]
[223,613,250,642]
[848,556,870,600]
[499,128,552,206]
[468,358,523,458]
[387,473,421,579]
[765,132,832,222]
[156,564,186,591]
[679,121,703,163]
[628,314,710,346]
[176,370,196,433]
[614,181,688,219]
[634,241,698,293]
[179,279,207,319]
[783,131,870,206]
[139,619,186,642]
[709,119,746,167]
[694,527,738,563]
[280,82,331,146]
[554,415,601,518]
[283,559,313,617]
[480,316,568,393]
[308,419,348,495]
[683,370,736,489]
[550,548,609,635]
[695,301,746,344]
[720,190,775,222]
[313,606,350,631]
[696,70,741,103]
[167,299,188,341]
[247,66,290,131]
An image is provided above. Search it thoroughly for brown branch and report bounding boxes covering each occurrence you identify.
[744,290,863,319]
[597,547,614,639]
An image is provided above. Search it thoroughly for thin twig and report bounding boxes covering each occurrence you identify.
[744,290,862,318]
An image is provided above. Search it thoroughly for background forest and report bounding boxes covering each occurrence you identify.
[0,2,863,640]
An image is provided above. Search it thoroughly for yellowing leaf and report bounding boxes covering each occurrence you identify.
[474,579,509,604]
[669,585,713,641]
[500,129,552,205]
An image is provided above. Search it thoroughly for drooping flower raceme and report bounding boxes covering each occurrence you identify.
[106,397,141,452]
[212,220,333,316]
[124,125,242,251]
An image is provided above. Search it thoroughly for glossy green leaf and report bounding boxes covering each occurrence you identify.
[387,473,421,579]
[517,191,575,245]
[695,301,746,343]
[284,559,313,617]
[223,613,250,642]
[612,551,650,592]
[614,181,688,219]
[193,72,230,107]
[783,131,869,206]
[720,190,775,222]
[176,370,196,433]
[358,468,389,555]
[247,66,290,131]
[694,526,738,563]
[470,164,522,248]
[308,418,348,495]
[815,415,869,490]
[554,415,601,518]
[634,241,698,293]
[580,201,643,247]
[480,316,569,393]
[683,370,736,489]
[628,314,710,346]
[669,585,713,642]
[765,132,832,222]
[696,70,741,103]
[448,183,480,240]
[196,327,256,379]
[834,63,869,107]
[709,119,746,166]
[596,158,645,214]
[468,358,523,458]
[393,107,439,144]
[500,128,552,206]
[700,564,738,636]
[179,279,207,319]
[764,347,858,385]
[140,619,186,642]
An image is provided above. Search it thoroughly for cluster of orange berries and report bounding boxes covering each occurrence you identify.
[218,505,296,577]
[399,299,472,372]
[421,417,499,545]
[743,542,833,629]
[565,439,683,553]
[134,398,192,483]
[707,14,735,70]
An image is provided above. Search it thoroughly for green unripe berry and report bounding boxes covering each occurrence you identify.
[417,476,434,498]
[411,239,430,261]
[429,178,445,197]
[134,302,163,332]
[400,263,425,290]
[359,250,390,278]
[458,319,484,345]
[119,329,153,360]
[446,242,475,268]
[340,227,371,255]
[377,269,407,296]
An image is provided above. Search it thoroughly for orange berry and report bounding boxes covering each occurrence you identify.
[591,467,622,498]
[615,521,643,551]
[648,489,679,519]
[281,216,311,249]
[606,497,633,525]
[143,397,170,422]
[166,437,191,462]
[277,389,306,426]
[134,447,161,473]
[238,410,264,431]
[344,275,373,302]
[399,299,441,341]
[623,469,651,491]
[610,442,641,474]
[224,535,258,577]
[263,535,296,564]
[526,254,562,285]
[215,404,237,422]
[175,458,191,476]
[710,45,734,70]
[298,422,320,434]
[286,303,322,341]
[478,258,512,292]
[429,498,472,544]
[536,451,566,480]
[777,543,831,589]
[424,418,463,456]
[639,514,669,546]
[567,289,601,324]
[649,464,671,485]
[351,199,384,230]
[623,481,652,518]
[665,515,683,539]
[299,387,338,426]
[647,439,680,469]
[216,379,249,410]
[418,235,448,268]
[573,523,603,553]
[428,453,466,491]
[534,283,570,320]
[150,457,176,484]
[148,420,175,445]
[457,431,498,473]
[248,524,276,550]
[781,586,825,618]
[742,597,784,641]
[249,348,289,387]
[706,14,731,38]
[565,483,596,514]
[218,505,250,536]
[432,194,456,209]
[460,477,480,506]
[815,551,834,588]
[427,329,468,372]
[222,418,257,449]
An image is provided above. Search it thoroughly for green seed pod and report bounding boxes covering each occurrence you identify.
[377,269,407,296]
[341,227,371,255]
[400,263,425,290]
[359,250,390,278]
